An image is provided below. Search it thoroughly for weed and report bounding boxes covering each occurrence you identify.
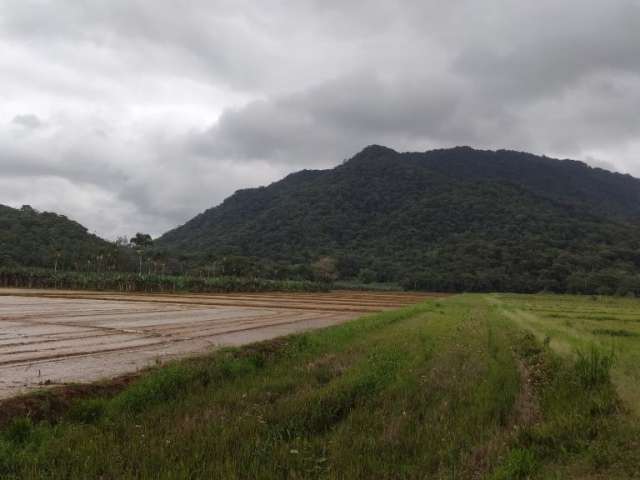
[111,364,194,414]
[574,345,615,389]
[67,398,108,424]
[491,448,537,479]
[2,418,33,445]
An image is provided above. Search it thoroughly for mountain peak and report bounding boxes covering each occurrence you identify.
[353,144,398,158]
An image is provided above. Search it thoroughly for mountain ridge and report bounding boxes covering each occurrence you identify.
[156,145,640,293]
[3,145,640,294]
[165,145,640,239]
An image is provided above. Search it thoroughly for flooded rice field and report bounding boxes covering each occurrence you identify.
[0,289,432,399]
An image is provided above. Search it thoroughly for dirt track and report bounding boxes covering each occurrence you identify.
[0,289,435,399]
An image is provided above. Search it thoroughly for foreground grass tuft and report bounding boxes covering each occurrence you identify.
[574,344,616,389]
[490,448,537,480]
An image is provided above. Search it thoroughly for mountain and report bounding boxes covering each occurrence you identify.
[0,204,121,270]
[158,146,640,294]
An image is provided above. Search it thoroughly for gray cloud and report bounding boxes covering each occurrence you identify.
[0,1,639,239]
[191,71,472,167]
[12,114,45,129]
[453,1,640,101]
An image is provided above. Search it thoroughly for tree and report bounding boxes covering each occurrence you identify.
[130,233,153,275]
[311,256,338,283]
[52,248,62,274]
[336,255,361,279]
[218,256,254,277]
[358,268,376,284]
[115,236,130,247]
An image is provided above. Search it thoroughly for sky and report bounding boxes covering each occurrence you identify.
[1,0,639,239]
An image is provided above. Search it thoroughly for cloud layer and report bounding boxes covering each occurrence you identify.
[1,0,639,238]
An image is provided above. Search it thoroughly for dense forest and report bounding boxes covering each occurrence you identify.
[4,146,640,295]
[157,146,640,295]
[0,205,326,292]
[0,204,131,271]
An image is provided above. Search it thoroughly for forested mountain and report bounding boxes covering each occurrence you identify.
[0,204,127,271]
[158,146,640,294]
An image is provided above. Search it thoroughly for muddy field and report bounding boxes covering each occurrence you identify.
[0,289,432,399]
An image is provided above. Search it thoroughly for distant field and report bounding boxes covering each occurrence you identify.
[0,293,639,479]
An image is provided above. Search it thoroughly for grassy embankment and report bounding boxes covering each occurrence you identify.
[1,294,639,479]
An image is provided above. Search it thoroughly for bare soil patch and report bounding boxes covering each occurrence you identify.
[0,289,432,400]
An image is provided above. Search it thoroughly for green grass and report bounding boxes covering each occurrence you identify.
[1,294,639,479]
[492,293,640,416]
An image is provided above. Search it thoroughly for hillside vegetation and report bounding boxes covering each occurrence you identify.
[1,294,638,479]
[0,206,329,293]
[0,204,128,271]
[5,146,640,295]
[0,267,325,293]
[158,146,640,294]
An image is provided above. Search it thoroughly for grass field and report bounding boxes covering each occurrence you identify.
[494,294,640,416]
[1,294,639,479]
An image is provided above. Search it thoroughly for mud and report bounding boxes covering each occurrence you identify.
[0,289,431,399]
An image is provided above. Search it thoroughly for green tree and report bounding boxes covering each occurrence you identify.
[130,233,153,275]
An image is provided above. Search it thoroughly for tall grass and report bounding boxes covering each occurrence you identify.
[490,448,537,480]
[574,344,616,389]
[489,329,637,479]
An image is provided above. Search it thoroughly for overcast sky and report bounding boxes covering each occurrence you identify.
[2,1,639,239]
